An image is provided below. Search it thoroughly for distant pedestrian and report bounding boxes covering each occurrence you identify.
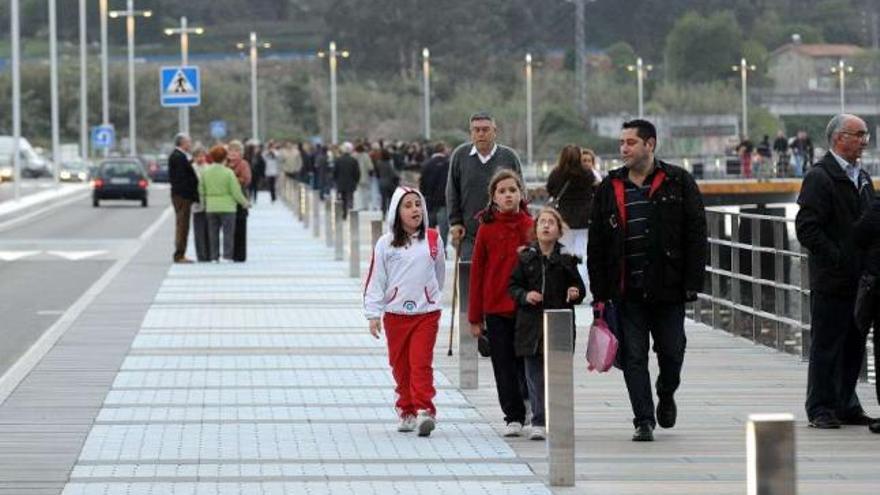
[353,142,375,211]
[582,147,603,183]
[796,113,876,430]
[262,140,279,203]
[364,187,445,437]
[191,145,210,262]
[199,145,250,262]
[168,133,198,263]
[508,207,585,441]
[227,140,252,262]
[419,141,450,246]
[333,142,361,220]
[468,169,534,437]
[791,130,814,177]
[737,136,754,178]
[375,148,400,212]
[245,141,266,202]
[447,112,523,259]
[588,119,707,442]
[773,130,789,176]
[546,145,598,287]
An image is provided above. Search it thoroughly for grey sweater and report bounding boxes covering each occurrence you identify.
[445,142,522,241]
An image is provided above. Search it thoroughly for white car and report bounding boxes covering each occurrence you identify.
[0,136,54,178]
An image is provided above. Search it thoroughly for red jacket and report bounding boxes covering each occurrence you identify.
[468,209,534,323]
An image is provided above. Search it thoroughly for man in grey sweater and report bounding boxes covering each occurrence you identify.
[446,112,523,259]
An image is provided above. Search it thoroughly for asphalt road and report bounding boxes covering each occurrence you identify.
[0,185,171,375]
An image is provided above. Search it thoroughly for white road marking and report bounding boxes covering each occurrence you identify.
[0,250,40,261]
[46,250,108,261]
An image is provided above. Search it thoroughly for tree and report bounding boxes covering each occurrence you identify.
[664,11,743,84]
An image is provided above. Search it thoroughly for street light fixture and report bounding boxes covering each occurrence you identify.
[109,1,152,156]
[165,17,205,135]
[525,53,534,169]
[317,41,350,144]
[237,33,271,141]
[422,47,431,140]
[830,59,854,114]
[626,57,653,119]
[732,58,757,138]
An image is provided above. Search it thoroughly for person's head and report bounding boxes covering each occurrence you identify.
[469,112,497,153]
[388,187,427,247]
[192,145,208,165]
[228,140,244,161]
[174,133,191,152]
[534,207,567,245]
[432,141,449,155]
[620,119,657,170]
[581,148,597,171]
[341,142,354,154]
[554,144,583,176]
[484,169,525,220]
[826,113,869,163]
[208,145,227,164]
[777,130,785,138]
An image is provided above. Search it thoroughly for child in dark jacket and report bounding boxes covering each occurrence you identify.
[509,207,586,440]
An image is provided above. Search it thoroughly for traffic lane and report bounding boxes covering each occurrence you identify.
[0,260,113,374]
[2,184,172,240]
[0,177,61,203]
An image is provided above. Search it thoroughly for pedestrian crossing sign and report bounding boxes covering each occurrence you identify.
[160,66,200,107]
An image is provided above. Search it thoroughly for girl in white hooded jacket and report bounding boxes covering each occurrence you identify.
[364,186,445,437]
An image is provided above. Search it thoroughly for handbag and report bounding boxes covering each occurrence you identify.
[546,180,571,210]
[586,301,619,373]
[854,273,878,334]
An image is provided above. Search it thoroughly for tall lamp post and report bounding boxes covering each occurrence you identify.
[79,0,88,160]
[422,47,431,140]
[626,57,653,119]
[732,58,756,138]
[525,53,534,169]
[99,0,109,144]
[237,33,271,142]
[831,59,854,114]
[49,0,60,182]
[109,1,152,156]
[318,41,350,145]
[165,17,205,136]
[11,0,21,200]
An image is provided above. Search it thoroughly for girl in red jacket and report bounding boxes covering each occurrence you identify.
[468,169,534,437]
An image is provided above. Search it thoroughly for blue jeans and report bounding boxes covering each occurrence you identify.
[524,354,545,427]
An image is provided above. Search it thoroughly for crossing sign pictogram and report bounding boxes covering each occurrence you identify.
[160,66,200,107]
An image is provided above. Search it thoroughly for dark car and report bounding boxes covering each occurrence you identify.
[92,159,149,207]
[143,153,169,183]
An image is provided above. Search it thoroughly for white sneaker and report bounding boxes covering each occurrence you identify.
[416,410,435,437]
[503,421,523,437]
[397,415,416,432]
[529,426,546,440]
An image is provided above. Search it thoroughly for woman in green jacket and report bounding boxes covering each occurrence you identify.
[199,145,250,262]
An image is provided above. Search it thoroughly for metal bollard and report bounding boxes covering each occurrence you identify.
[370,219,383,247]
[349,210,360,278]
[457,261,478,389]
[545,309,575,487]
[302,189,311,228]
[334,200,344,261]
[312,193,321,238]
[325,199,334,247]
[292,182,300,217]
[746,414,796,495]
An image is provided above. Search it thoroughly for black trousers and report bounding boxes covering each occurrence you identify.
[617,299,686,427]
[266,175,277,202]
[338,190,354,220]
[192,211,209,262]
[806,292,866,421]
[485,315,527,424]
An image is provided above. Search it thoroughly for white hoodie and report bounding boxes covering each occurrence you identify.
[363,186,445,319]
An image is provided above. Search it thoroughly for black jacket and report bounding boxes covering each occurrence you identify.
[854,198,880,276]
[587,160,707,303]
[546,167,598,229]
[796,152,876,296]
[333,154,361,193]
[419,154,449,212]
[168,148,198,201]
[509,242,586,357]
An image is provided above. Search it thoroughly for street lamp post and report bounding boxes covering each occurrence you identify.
[422,47,431,140]
[318,42,350,145]
[99,0,109,132]
[237,33,271,142]
[831,59,854,114]
[732,58,756,138]
[79,0,88,160]
[525,53,533,169]
[626,57,653,119]
[11,0,21,200]
[49,0,60,182]
[165,17,205,136]
[109,1,152,156]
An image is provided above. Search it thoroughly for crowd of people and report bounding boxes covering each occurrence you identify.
[738,129,816,178]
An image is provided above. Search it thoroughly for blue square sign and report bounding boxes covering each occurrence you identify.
[91,125,115,150]
[160,66,200,107]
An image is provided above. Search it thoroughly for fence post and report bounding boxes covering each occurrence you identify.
[751,217,763,343]
[746,413,796,495]
[312,193,321,238]
[545,309,575,487]
[799,245,811,361]
[325,199,334,247]
[371,220,383,247]
[773,222,786,351]
[730,213,741,338]
[457,261,478,389]
[292,182,301,219]
[334,200,344,261]
[349,210,360,278]
[302,189,311,228]
[709,211,722,329]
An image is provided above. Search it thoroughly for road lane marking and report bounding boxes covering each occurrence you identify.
[0,250,40,261]
[46,250,109,260]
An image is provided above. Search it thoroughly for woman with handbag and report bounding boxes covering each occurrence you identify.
[854,197,880,433]
[545,145,598,287]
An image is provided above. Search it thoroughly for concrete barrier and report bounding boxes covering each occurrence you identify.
[349,210,360,278]
[544,309,575,487]
[457,261,478,389]
[746,413,796,495]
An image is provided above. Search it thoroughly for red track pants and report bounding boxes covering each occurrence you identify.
[383,310,441,418]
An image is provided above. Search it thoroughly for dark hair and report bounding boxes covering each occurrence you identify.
[480,169,527,224]
[622,119,657,146]
[470,111,494,123]
[391,191,426,247]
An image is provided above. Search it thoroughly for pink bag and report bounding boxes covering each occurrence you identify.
[586,315,619,373]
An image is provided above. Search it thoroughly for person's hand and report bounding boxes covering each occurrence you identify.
[525,291,543,305]
[685,290,698,302]
[566,287,580,302]
[469,322,483,338]
[369,319,382,339]
[450,224,465,246]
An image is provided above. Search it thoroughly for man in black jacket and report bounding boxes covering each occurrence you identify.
[796,113,877,430]
[588,119,707,442]
[419,142,450,245]
[168,133,197,263]
[332,142,361,220]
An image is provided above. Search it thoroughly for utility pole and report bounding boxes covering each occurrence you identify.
[574,0,587,123]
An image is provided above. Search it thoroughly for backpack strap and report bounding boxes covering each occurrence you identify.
[611,178,627,295]
[427,228,439,260]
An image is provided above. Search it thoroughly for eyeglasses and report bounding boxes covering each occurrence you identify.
[840,130,871,142]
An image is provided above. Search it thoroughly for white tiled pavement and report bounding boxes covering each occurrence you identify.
[61,194,552,494]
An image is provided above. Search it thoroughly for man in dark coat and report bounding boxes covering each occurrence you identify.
[588,119,707,442]
[332,142,361,220]
[419,142,450,245]
[168,133,197,263]
[796,113,877,430]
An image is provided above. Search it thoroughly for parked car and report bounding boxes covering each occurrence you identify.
[142,153,169,183]
[0,136,53,178]
[59,160,91,182]
[92,159,149,207]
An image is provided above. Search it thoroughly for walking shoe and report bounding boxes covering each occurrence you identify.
[529,426,546,441]
[869,419,880,434]
[397,414,416,433]
[656,395,677,429]
[632,422,654,442]
[808,413,841,429]
[416,410,435,437]
[503,421,524,437]
[839,412,875,426]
